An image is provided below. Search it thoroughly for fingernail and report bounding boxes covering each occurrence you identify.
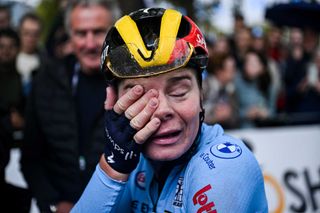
[149,89,158,96]
[149,98,158,107]
[134,85,143,93]
[154,118,160,126]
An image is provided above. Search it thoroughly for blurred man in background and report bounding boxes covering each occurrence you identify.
[21,1,114,212]
[0,5,11,29]
[16,12,46,97]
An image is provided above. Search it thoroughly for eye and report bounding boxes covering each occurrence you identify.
[167,80,192,99]
[74,30,86,38]
[94,29,107,37]
[169,88,189,98]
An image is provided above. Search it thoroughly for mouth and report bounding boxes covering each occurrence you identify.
[149,130,182,145]
[84,51,100,58]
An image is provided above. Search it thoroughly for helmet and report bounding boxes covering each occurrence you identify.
[101,8,208,79]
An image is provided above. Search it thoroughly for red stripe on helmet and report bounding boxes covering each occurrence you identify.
[182,16,208,55]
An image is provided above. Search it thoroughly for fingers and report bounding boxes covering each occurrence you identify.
[130,97,160,144]
[109,85,161,144]
[130,97,159,130]
[134,117,161,144]
[125,89,158,119]
[105,86,117,110]
[113,85,144,114]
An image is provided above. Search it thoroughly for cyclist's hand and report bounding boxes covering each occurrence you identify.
[104,85,161,173]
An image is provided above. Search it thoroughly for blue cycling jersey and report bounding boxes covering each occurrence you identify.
[72,124,268,213]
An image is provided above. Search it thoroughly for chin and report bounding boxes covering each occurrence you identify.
[81,60,100,71]
[143,144,185,162]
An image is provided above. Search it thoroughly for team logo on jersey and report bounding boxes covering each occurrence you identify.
[173,177,184,207]
[199,152,216,170]
[193,184,217,213]
[210,142,242,159]
[135,171,146,190]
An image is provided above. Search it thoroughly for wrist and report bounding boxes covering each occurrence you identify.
[99,155,129,182]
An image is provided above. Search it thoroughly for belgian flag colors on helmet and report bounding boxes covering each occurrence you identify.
[101,8,208,79]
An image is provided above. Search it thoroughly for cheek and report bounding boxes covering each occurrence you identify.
[96,35,106,47]
[179,104,199,123]
[71,38,83,51]
[176,95,201,131]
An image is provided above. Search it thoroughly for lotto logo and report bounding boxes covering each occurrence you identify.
[192,184,217,213]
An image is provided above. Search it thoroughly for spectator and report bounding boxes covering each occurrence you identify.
[0,27,31,213]
[251,26,282,114]
[203,53,239,129]
[211,34,231,57]
[0,5,11,29]
[251,26,266,55]
[45,13,73,60]
[303,28,319,61]
[235,50,275,128]
[233,11,246,35]
[20,1,114,212]
[44,1,73,60]
[0,28,24,139]
[266,25,286,64]
[284,28,310,115]
[16,12,47,97]
[231,26,252,70]
[284,48,320,122]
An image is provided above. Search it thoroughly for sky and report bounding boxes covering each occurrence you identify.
[3,0,319,33]
[211,0,292,33]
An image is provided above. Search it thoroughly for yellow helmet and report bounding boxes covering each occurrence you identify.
[101,8,208,79]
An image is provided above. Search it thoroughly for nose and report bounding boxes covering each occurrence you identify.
[152,92,174,121]
[85,31,96,49]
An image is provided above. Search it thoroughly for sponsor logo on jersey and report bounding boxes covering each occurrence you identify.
[210,142,242,159]
[131,200,150,212]
[199,152,216,169]
[173,177,184,207]
[136,171,146,190]
[193,184,217,213]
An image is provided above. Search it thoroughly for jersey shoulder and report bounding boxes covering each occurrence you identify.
[188,130,260,179]
[182,127,267,212]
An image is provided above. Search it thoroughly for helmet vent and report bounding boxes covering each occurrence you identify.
[136,17,161,50]
[110,27,125,46]
[177,17,191,39]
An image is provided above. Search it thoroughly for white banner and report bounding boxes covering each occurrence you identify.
[228,125,320,213]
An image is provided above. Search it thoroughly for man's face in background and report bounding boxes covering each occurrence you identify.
[0,36,18,64]
[0,8,10,29]
[69,5,112,73]
[19,18,41,54]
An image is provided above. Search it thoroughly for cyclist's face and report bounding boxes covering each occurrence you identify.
[118,68,202,161]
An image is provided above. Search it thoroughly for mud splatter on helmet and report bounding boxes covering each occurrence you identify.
[101,8,208,79]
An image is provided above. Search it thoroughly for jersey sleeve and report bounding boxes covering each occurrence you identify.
[184,134,268,213]
[71,164,131,213]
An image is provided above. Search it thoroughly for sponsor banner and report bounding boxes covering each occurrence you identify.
[228,125,320,213]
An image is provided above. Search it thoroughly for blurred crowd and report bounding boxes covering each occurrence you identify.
[0,0,319,212]
[203,12,320,129]
[0,1,113,212]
